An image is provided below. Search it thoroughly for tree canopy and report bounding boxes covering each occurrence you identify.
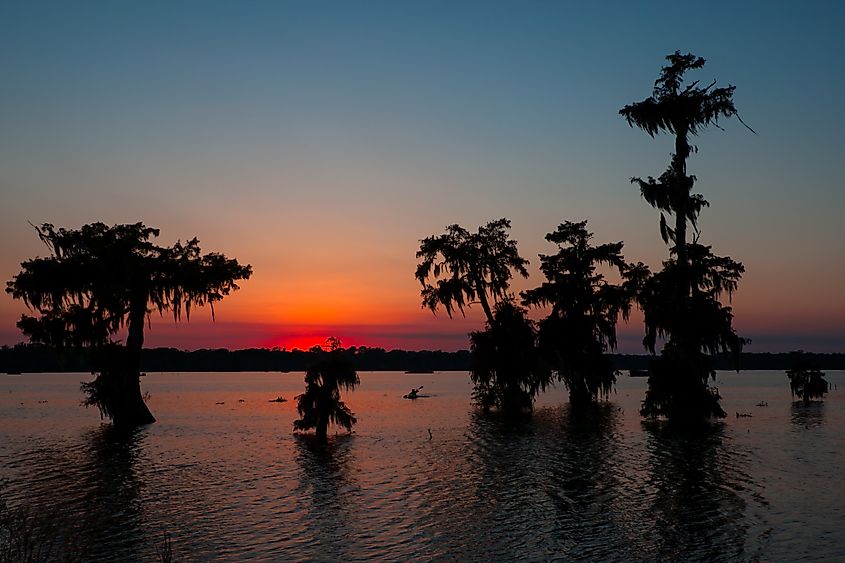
[522,221,646,403]
[294,337,360,441]
[620,51,749,261]
[620,52,749,421]
[787,350,829,405]
[6,222,252,425]
[620,51,746,139]
[8,223,250,347]
[415,218,529,324]
[417,219,542,413]
[638,244,745,357]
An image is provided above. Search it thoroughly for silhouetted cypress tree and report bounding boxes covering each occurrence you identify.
[469,300,550,412]
[522,221,647,404]
[416,219,548,412]
[786,350,829,404]
[416,218,529,325]
[294,337,359,441]
[6,222,251,426]
[620,52,751,421]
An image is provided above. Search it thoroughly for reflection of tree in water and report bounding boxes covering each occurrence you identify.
[3,425,151,560]
[790,401,825,429]
[642,423,758,561]
[546,403,626,558]
[79,425,148,560]
[292,435,357,561]
[463,411,546,558]
[790,401,825,428]
[460,404,624,559]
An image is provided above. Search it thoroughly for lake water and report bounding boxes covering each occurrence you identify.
[1,371,843,561]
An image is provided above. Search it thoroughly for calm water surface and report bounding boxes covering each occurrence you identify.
[1,371,843,561]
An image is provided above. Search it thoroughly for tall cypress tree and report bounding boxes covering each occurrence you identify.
[620,52,751,421]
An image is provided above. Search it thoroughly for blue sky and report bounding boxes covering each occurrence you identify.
[1,1,843,351]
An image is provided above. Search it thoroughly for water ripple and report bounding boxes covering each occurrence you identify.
[2,371,844,559]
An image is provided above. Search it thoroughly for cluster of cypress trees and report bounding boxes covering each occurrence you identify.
[416,52,751,423]
[5,52,779,436]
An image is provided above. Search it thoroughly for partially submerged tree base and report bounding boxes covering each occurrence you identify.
[637,244,745,423]
[470,301,549,415]
[294,338,359,442]
[81,369,155,426]
[787,351,829,405]
[522,220,644,407]
[640,351,726,422]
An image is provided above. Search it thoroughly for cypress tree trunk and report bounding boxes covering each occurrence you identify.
[568,378,592,406]
[315,417,329,442]
[673,125,691,314]
[113,298,156,426]
[473,277,495,325]
[670,125,710,416]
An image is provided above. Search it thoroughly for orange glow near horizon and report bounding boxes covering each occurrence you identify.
[3,238,845,353]
[265,333,363,351]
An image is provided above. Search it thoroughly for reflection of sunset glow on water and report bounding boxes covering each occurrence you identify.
[2,371,844,559]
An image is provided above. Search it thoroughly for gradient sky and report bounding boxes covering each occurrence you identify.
[1,1,843,352]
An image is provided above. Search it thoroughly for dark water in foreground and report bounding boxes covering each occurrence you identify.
[1,371,843,561]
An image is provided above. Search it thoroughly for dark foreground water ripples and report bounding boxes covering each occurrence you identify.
[1,371,843,560]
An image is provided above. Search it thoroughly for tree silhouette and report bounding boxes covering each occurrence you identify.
[620,52,750,420]
[637,244,745,419]
[415,218,529,324]
[786,350,829,404]
[522,221,647,404]
[620,51,751,270]
[6,222,251,426]
[469,300,550,413]
[294,337,359,442]
[417,219,546,413]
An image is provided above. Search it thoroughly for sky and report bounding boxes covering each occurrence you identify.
[1,1,843,353]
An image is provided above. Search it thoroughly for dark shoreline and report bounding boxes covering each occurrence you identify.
[2,344,844,374]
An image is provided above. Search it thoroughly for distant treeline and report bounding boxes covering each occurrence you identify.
[2,344,844,374]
